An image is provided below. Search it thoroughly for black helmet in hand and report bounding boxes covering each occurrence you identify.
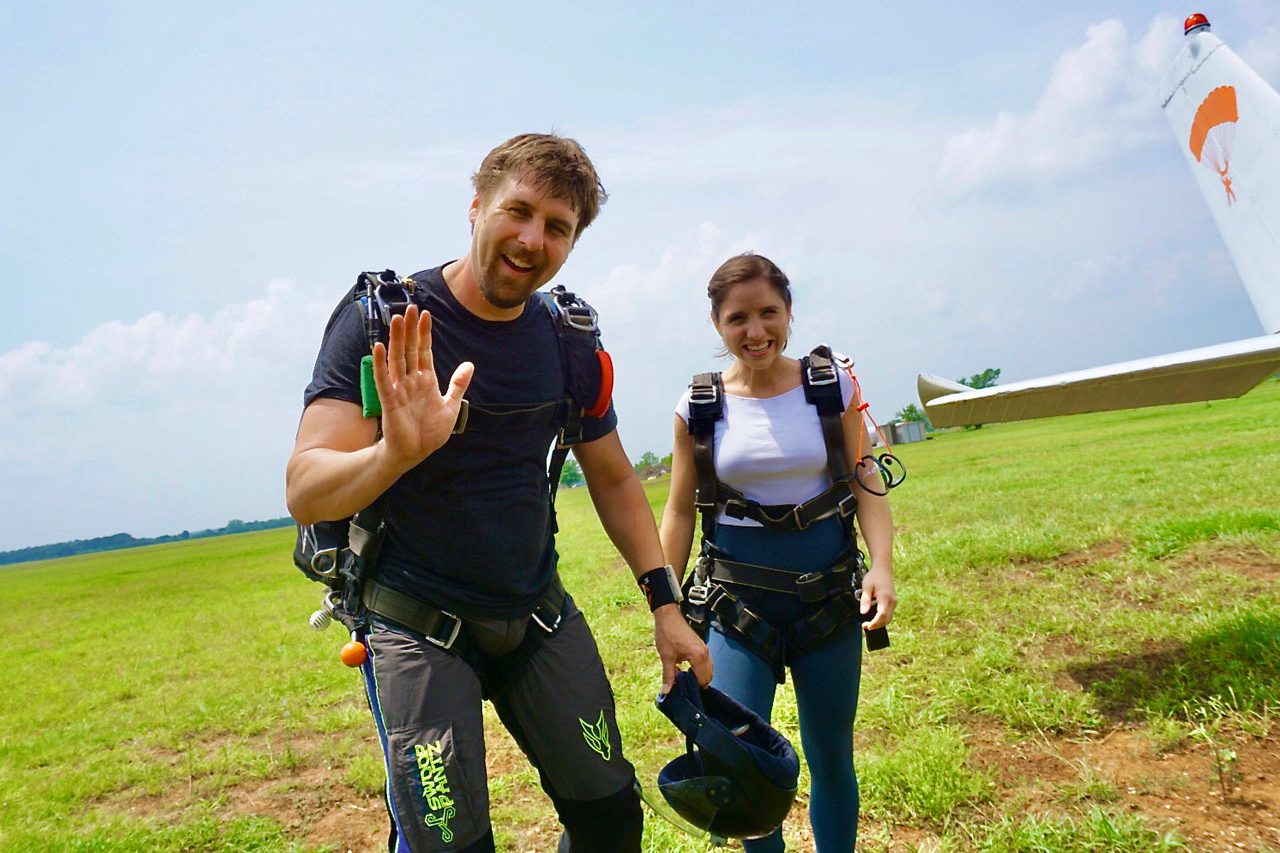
[656,671,800,840]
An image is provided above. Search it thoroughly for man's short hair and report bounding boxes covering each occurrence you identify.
[472,133,608,237]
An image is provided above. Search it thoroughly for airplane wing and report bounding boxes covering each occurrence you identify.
[919,15,1280,429]
[919,333,1280,428]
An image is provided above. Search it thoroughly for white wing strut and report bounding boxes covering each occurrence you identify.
[919,334,1280,428]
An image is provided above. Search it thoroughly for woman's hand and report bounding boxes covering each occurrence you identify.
[860,564,896,631]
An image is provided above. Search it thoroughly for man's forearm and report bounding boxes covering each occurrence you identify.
[586,473,666,579]
[286,441,408,525]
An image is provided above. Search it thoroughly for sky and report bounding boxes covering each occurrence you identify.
[2,2,1279,551]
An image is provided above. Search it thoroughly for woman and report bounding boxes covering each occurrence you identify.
[660,253,896,852]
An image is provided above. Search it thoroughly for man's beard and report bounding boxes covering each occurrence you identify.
[478,273,539,309]
[478,249,547,309]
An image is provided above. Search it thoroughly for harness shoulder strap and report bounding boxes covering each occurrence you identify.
[801,344,851,483]
[537,286,613,521]
[687,372,724,541]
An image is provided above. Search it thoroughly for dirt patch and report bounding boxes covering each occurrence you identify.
[966,720,1280,853]
[101,729,390,852]
[1176,541,1280,584]
[1045,539,1129,569]
[99,721,587,852]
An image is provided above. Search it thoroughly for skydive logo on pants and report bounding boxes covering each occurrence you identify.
[414,741,456,843]
[579,710,612,762]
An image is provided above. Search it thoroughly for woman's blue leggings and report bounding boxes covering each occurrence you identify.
[708,520,862,853]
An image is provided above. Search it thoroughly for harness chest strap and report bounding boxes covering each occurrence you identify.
[718,479,857,532]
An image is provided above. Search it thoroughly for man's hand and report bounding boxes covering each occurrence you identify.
[654,605,712,695]
[372,304,474,472]
[860,564,897,631]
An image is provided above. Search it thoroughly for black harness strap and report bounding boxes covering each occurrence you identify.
[706,554,856,604]
[802,346,852,483]
[701,584,787,679]
[457,400,562,433]
[361,573,571,698]
[687,372,723,544]
[717,481,858,532]
[537,285,608,531]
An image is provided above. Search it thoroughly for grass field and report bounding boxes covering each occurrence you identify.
[3,381,1278,852]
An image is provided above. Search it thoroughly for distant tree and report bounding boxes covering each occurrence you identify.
[634,451,659,473]
[895,403,932,431]
[958,368,1001,390]
[956,367,1001,429]
[559,458,585,488]
[633,451,668,479]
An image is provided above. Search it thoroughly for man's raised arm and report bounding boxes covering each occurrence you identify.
[286,305,472,525]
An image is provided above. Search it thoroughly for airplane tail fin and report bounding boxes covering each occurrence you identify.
[1160,15,1280,334]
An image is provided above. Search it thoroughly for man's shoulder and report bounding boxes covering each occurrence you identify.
[407,265,445,286]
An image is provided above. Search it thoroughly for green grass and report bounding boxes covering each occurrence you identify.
[973,807,1189,852]
[2,382,1278,850]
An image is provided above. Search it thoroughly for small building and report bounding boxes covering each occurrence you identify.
[884,420,927,445]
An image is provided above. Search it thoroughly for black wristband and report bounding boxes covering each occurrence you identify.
[638,565,682,612]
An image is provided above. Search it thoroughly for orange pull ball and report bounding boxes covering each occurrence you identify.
[340,638,367,667]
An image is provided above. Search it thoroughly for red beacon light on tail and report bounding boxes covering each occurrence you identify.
[1184,13,1210,36]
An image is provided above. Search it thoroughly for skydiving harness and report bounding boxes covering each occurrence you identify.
[294,269,613,688]
[681,346,896,683]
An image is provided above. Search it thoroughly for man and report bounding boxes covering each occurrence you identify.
[286,133,711,853]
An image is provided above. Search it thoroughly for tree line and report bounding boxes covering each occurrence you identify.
[0,517,295,566]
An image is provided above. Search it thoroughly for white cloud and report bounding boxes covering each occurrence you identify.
[0,281,333,549]
[938,16,1182,194]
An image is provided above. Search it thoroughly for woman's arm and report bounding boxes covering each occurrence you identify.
[659,414,699,583]
[842,381,897,630]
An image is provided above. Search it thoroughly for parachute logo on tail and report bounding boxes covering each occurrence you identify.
[1188,85,1239,205]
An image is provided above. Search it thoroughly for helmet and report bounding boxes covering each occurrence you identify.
[655,671,800,839]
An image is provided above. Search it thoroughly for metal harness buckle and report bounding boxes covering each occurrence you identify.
[563,303,598,332]
[425,611,463,650]
[374,277,414,326]
[685,584,710,606]
[806,360,837,387]
[795,571,826,604]
[531,606,562,634]
[688,382,719,406]
[792,504,811,531]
